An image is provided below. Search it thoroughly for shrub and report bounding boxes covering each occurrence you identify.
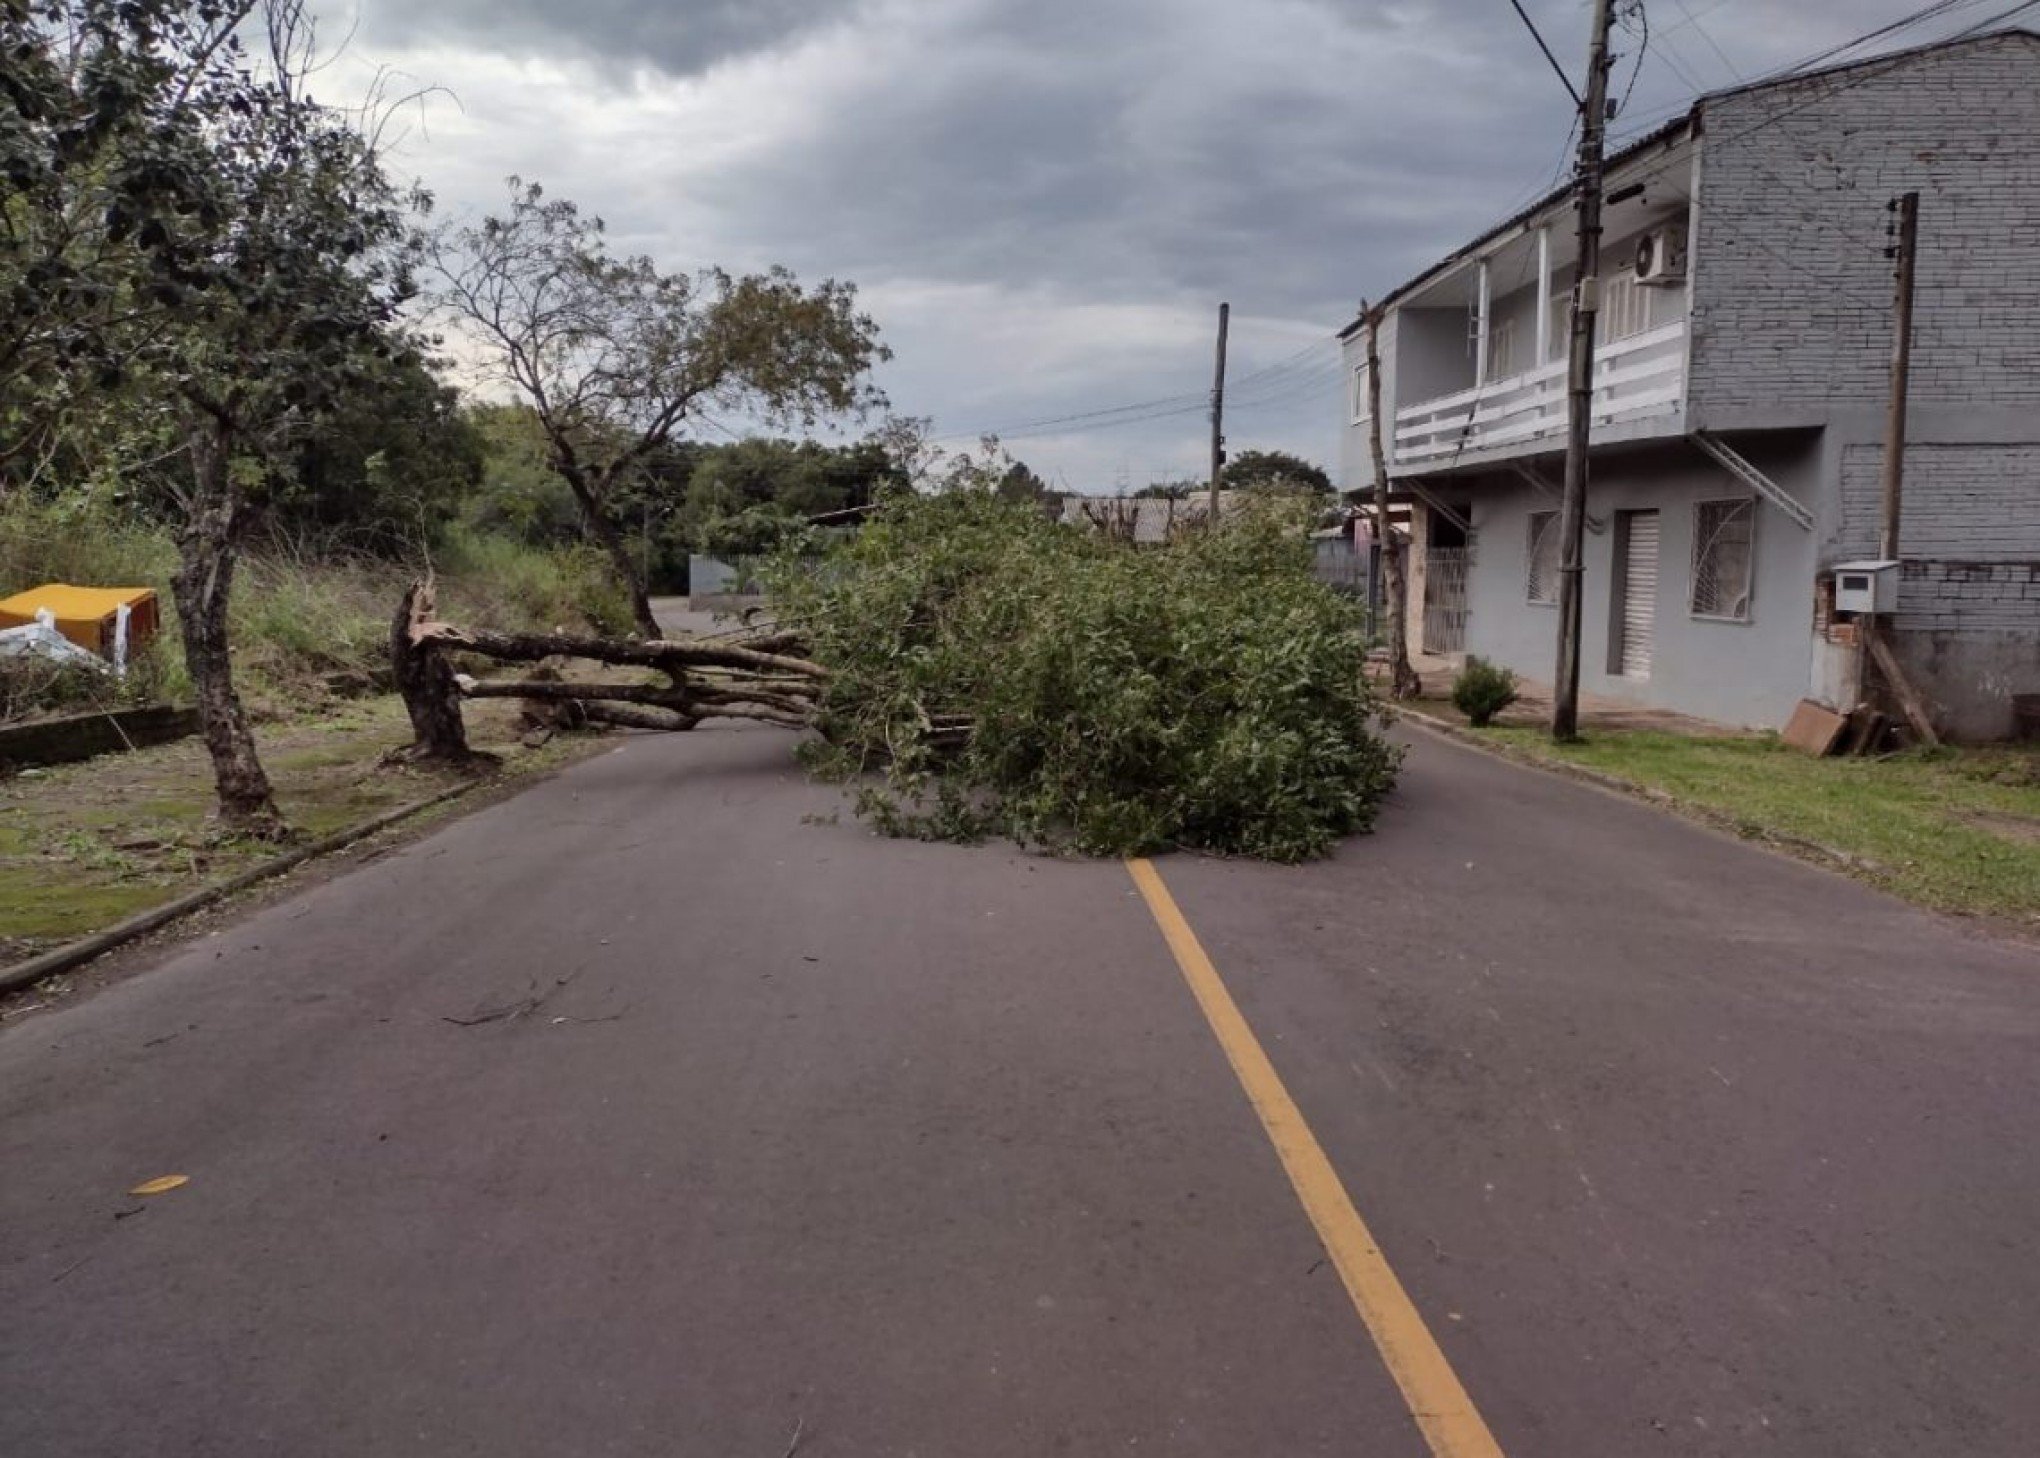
[1452,655,1519,727]
[767,490,1402,861]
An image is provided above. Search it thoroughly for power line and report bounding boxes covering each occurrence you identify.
[929,332,1337,444]
[1505,0,1585,107]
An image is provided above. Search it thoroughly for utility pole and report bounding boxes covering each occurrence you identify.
[1550,0,1616,742]
[1208,301,1230,521]
[1879,191,1919,559]
[1365,305,1421,700]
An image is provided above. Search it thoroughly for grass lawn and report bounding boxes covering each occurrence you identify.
[1475,726,2040,925]
[0,696,594,964]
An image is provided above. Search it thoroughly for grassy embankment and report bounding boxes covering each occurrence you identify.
[1,508,635,963]
[1473,724,2040,925]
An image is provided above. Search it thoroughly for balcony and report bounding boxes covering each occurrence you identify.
[1393,318,1688,470]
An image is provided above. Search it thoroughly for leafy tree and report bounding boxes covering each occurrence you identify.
[3,0,425,831]
[462,402,585,545]
[430,181,889,636]
[1222,448,1333,495]
[1133,480,1194,501]
[995,459,1049,504]
[273,353,484,554]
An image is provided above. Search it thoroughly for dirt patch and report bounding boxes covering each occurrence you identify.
[1956,808,2040,846]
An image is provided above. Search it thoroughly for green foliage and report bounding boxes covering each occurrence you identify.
[1452,656,1520,727]
[696,505,815,564]
[431,180,891,627]
[768,491,1401,861]
[1223,449,1334,496]
[434,527,635,637]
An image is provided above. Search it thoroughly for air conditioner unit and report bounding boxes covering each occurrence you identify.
[1634,226,1687,285]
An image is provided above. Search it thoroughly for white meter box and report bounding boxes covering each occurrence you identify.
[1833,559,1899,615]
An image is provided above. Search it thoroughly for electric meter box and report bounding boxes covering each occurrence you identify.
[1833,559,1899,615]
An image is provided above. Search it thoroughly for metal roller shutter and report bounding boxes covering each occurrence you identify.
[1619,512,1659,679]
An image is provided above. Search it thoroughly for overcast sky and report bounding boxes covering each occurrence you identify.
[329,0,1995,491]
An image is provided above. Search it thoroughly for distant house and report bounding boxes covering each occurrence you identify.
[1337,29,2040,738]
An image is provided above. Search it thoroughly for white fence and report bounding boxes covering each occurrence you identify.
[1393,320,1686,467]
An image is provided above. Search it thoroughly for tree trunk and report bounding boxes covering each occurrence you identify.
[391,580,494,766]
[1365,309,1422,701]
[560,470,661,639]
[172,426,286,836]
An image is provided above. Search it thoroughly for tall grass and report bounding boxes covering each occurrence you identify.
[1,503,639,721]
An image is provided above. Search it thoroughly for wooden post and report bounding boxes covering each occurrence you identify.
[1551,0,1614,742]
[1863,618,1939,749]
[1365,305,1421,700]
[1207,301,1230,521]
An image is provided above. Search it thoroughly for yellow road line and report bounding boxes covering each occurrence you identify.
[1126,857,1505,1458]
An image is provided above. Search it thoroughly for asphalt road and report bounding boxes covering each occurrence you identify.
[3,725,2037,1456]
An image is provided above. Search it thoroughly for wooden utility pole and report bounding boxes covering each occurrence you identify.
[1865,190,1938,748]
[1207,301,1230,520]
[1550,0,1616,742]
[1365,305,1421,699]
[1879,191,1919,559]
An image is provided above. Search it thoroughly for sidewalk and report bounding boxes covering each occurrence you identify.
[1374,651,1751,736]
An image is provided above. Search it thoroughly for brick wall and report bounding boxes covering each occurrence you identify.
[1837,442,2040,558]
[1688,34,2040,419]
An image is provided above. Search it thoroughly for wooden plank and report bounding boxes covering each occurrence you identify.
[1782,698,1849,756]
[1863,621,1941,749]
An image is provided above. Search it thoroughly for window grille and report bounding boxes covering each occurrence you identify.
[1691,498,1754,620]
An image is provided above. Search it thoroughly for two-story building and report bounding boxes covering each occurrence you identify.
[1338,28,2040,739]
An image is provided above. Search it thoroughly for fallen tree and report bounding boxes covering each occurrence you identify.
[393,580,824,744]
[393,490,1401,861]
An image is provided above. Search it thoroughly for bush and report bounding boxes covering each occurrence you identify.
[768,490,1402,861]
[1452,655,1519,727]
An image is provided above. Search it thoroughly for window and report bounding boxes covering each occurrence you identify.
[1486,317,1519,382]
[1690,498,1754,620]
[1350,362,1370,425]
[1526,510,1560,605]
[1602,272,1657,342]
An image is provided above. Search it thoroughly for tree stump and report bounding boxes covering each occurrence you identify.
[390,580,496,767]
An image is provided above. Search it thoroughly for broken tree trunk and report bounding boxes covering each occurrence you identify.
[393,589,833,742]
[390,580,497,767]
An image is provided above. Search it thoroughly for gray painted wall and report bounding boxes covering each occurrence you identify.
[1457,435,1821,728]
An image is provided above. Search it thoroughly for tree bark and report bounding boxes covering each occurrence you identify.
[1365,308,1422,701]
[172,425,286,836]
[390,580,494,766]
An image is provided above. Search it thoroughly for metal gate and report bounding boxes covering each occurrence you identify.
[1616,511,1659,678]
[1423,546,1469,655]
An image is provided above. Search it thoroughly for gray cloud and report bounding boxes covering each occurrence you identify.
[348,0,1973,486]
[365,0,865,78]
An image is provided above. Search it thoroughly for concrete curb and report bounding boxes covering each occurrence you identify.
[0,778,483,998]
[1390,705,1890,879]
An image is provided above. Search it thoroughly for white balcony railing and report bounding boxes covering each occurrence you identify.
[1393,319,1687,467]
